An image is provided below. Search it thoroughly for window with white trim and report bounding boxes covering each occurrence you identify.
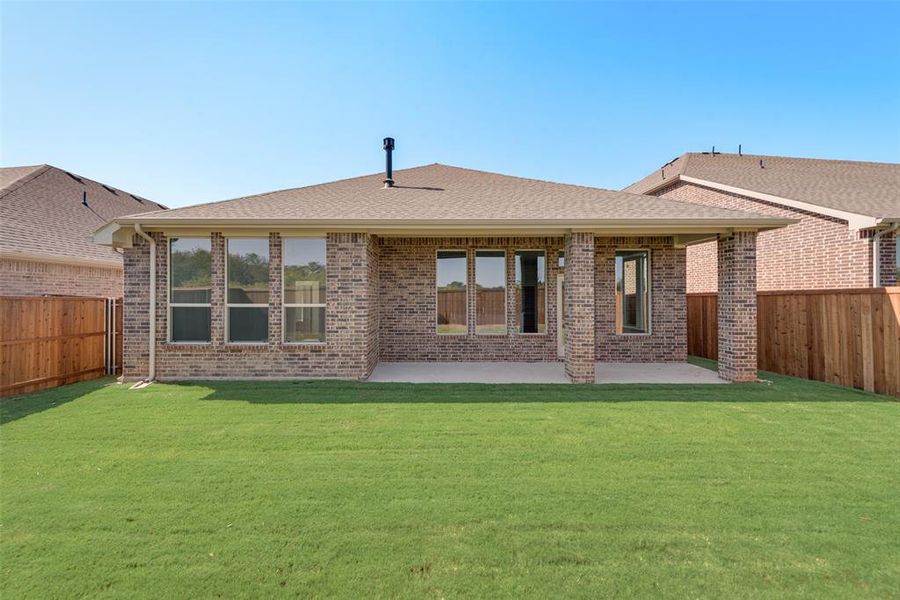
[169,237,212,342]
[283,238,326,343]
[226,238,269,343]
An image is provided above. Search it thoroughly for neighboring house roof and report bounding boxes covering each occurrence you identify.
[105,163,791,235]
[1,164,166,267]
[624,153,900,225]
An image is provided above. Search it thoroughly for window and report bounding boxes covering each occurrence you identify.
[615,250,650,334]
[169,237,212,342]
[475,250,506,334]
[515,250,546,333]
[283,238,326,343]
[226,238,269,342]
[436,250,467,334]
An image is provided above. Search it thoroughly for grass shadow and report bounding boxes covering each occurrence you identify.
[0,377,115,425]
[180,368,892,405]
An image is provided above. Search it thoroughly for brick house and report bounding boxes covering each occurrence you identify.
[0,164,166,297]
[624,153,899,293]
[95,153,792,384]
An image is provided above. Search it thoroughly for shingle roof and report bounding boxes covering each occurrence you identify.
[115,163,787,228]
[623,153,900,220]
[1,164,166,265]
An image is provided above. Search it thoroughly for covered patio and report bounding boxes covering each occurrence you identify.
[368,361,726,384]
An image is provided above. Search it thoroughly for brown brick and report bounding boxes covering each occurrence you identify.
[653,181,884,292]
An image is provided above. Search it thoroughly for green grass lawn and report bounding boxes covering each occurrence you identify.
[2,365,898,598]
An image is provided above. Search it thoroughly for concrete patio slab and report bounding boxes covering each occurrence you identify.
[368,361,569,384]
[368,361,726,384]
[595,362,726,384]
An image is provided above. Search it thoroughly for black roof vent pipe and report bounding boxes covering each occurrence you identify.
[383,137,395,188]
[82,190,88,206]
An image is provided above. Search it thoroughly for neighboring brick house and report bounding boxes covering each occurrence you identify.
[624,153,900,292]
[0,165,166,297]
[96,151,792,384]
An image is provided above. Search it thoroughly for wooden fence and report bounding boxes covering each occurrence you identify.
[0,296,122,397]
[688,288,900,397]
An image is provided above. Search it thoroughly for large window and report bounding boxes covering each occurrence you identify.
[283,238,326,343]
[515,250,546,333]
[616,250,650,334]
[436,250,468,334]
[169,237,211,342]
[475,250,506,334]
[226,238,269,342]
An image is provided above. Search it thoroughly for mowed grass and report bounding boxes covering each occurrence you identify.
[1,366,898,598]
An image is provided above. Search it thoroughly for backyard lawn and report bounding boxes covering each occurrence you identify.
[1,363,898,598]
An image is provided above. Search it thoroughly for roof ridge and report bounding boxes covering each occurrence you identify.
[424,162,627,195]
[1,163,167,210]
[151,163,448,216]
[684,152,899,167]
[0,164,51,199]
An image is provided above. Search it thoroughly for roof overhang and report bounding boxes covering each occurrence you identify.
[95,216,796,249]
[645,174,887,231]
[0,249,121,269]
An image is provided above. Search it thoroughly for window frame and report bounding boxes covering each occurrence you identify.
[514,248,548,336]
[435,248,469,336]
[224,236,270,344]
[282,237,327,345]
[474,249,508,336]
[167,236,212,344]
[615,248,652,336]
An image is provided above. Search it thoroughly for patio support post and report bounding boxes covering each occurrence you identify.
[564,232,596,383]
[717,231,758,382]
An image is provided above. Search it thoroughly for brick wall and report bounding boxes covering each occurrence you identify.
[378,237,563,361]
[0,258,122,297]
[564,233,595,382]
[654,181,874,292]
[595,237,687,362]
[122,232,693,381]
[876,232,898,286]
[123,231,379,381]
[122,235,152,379]
[717,232,757,382]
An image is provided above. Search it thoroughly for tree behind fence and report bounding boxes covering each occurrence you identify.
[0,296,122,397]
[687,288,900,397]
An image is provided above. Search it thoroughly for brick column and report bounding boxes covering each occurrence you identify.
[210,233,225,345]
[327,233,379,379]
[269,233,282,344]
[717,231,757,382]
[122,233,151,380]
[154,232,168,349]
[564,232,596,383]
[877,232,897,286]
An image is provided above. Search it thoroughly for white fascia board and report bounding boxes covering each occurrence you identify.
[114,217,795,234]
[0,250,122,269]
[93,222,135,249]
[680,176,880,231]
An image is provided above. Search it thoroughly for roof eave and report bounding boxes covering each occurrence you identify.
[100,216,795,242]
[677,176,884,230]
[0,249,121,269]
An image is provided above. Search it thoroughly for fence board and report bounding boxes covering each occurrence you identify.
[0,296,122,397]
[688,288,900,397]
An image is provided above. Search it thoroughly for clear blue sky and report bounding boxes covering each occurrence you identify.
[2,1,898,208]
